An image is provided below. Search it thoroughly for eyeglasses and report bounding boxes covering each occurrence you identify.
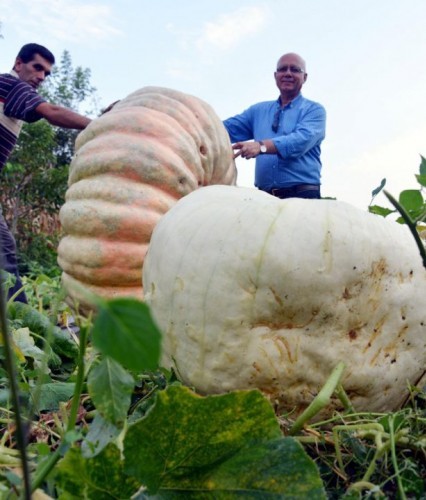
[276,65,304,74]
[272,109,280,133]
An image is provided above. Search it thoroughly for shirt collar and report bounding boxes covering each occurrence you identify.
[9,70,19,79]
[276,92,303,108]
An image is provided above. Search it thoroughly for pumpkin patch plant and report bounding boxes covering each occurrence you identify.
[142,185,426,418]
[58,87,237,311]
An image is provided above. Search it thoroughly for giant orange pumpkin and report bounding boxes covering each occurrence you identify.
[58,86,237,310]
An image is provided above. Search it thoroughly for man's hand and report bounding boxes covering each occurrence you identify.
[232,141,262,159]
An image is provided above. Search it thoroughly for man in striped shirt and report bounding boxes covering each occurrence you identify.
[0,43,91,302]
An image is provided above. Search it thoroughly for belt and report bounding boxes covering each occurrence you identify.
[269,184,320,197]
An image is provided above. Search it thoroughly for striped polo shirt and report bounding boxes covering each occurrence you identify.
[0,70,46,171]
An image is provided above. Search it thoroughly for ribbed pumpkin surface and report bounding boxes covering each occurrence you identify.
[58,86,237,310]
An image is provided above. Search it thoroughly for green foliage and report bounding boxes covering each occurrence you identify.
[41,50,97,111]
[2,120,67,251]
[54,444,141,499]
[87,357,135,426]
[54,387,326,498]
[369,155,426,269]
[0,276,328,498]
[40,50,99,166]
[34,382,75,412]
[7,300,79,367]
[369,155,426,228]
[122,386,325,497]
[302,397,426,498]
[0,177,425,500]
[92,298,162,373]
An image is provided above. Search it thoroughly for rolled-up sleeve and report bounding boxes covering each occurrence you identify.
[223,108,255,143]
[4,81,45,123]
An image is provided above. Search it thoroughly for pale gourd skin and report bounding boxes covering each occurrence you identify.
[58,87,237,310]
[143,185,426,416]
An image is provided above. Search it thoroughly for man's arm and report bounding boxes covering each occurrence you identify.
[35,102,91,129]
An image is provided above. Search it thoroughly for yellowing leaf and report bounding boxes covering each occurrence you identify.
[123,385,325,497]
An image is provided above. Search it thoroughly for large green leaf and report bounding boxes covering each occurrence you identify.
[92,298,161,372]
[7,301,79,363]
[398,189,424,212]
[87,356,135,426]
[34,382,75,412]
[55,443,141,499]
[124,386,325,498]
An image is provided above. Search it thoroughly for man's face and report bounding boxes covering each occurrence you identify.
[274,54,307,99]
[14,53,52,89]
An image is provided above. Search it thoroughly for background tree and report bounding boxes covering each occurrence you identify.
[39,50,99,165]
[0,50,99,275]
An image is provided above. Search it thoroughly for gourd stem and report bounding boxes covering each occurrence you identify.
[388,415,407,500]
[335,383,355,413]
[288,361,345,435]
[348,481,383,495]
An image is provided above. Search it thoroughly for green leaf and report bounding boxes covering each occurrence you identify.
[415,173,426,187]
[399,189,424,211]
[12,327,45,366]
[55,444,141,499]
[81,413,121,458]
[87,356,134,426]
[92,298,162,372]
[33,382,75,412]
[368,205,394,217]
[7,301,79,363]
[419,154,426,175]
[123,386,325,497]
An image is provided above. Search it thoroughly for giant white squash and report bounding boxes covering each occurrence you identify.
[143,185,426,416]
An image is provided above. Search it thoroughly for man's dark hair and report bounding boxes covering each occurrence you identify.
[17,43,55,64]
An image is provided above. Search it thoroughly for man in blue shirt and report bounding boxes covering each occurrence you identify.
[223,53,326,199]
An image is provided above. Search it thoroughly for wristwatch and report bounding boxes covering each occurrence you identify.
[259,141,267,154]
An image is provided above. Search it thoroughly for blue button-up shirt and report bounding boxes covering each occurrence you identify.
[223,94,326,191]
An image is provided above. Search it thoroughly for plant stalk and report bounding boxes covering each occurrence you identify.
[31,322,88,492]
[289,361,345,435]
[388,415,407,500]
[384,190,426,269]
[0,272,31,499]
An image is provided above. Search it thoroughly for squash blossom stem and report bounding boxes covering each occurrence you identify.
[288,361,345,435]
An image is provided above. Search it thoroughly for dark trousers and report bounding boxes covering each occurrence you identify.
[267,184,321,199]
[0,210,27,303]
